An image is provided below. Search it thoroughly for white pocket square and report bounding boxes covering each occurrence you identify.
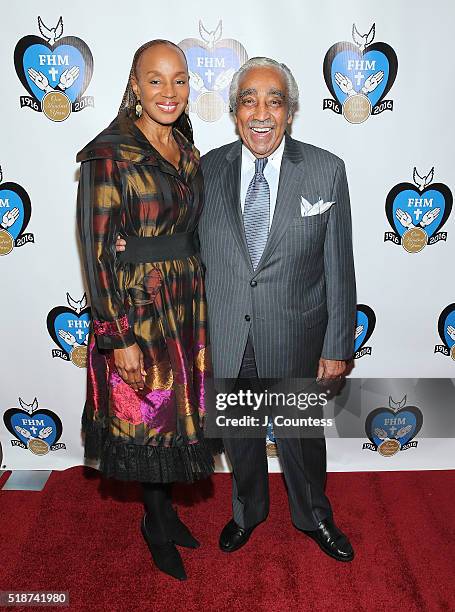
[300,196,335,217]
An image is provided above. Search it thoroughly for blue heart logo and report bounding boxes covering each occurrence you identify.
[23,44,86,103]
[3,405,63,449]
[437,304,455,350]
[14,35,93,104]
[355,304,376,356]
[331,48,388,106]
[365,404,423,449]
[0,182,31,241]
[324,42,397,110]
[386,182,453,238]
[47,305,91,356]
[184,43,244,103]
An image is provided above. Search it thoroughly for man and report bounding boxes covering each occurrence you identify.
[117,57,356,561]
[198,57,356,561]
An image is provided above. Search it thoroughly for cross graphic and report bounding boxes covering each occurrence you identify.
[75,329,85,341]
[354,71,365,87]
[205,68,215,84]
[48,66,59,82]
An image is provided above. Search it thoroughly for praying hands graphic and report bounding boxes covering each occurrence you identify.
[334,70,384,97]
[27,66,80,93]
[395,208,441,229]
[58,329,89,349]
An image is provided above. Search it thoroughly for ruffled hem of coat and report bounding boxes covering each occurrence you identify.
[81,416,224,483]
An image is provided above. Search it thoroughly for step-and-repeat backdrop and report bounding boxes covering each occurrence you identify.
[1,0,454,474]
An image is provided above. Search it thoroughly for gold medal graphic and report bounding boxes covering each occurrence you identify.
[0,228,14,255]
[71,345,88,368]
[342,94,372,124]
[378,439,400,457]
[402,227,427,253]
[42,91,71,122]
[195,92,225,122]
[28,438,50,455]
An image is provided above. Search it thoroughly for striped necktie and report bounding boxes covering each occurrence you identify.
[243,156,270,270]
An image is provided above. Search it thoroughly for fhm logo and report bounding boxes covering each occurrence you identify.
[384,167,453,253]
[363,395,423,457]
[179,20,248,122]
[14,16,94,122]
[3,397,66,456]
[354,304,376,359]
[266,418,278,458]
[323,23,398,123]
[434,304,455,361]
[46,293,91,367]
[0,165,34,256]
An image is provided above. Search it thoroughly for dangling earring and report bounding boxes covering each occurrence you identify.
[185,104,189,115]
[135,98,142,118]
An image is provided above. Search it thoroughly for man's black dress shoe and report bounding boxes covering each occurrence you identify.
[302,518,354,562]
[219,519,256,553]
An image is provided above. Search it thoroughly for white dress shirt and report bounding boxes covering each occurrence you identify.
[240,137,285,230]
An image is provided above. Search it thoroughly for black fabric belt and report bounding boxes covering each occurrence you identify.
[117,232,199,264]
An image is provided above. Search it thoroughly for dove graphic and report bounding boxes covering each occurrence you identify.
[389,395,407,411]
[67,292,87,314]
[352,23,375,52]
[199,20,222,49]
[19,397,39,414]
[38,16,63,45]
[413,167,434,191]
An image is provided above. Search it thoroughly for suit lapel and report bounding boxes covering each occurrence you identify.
[220,141,253,272]
[255,133,304,272]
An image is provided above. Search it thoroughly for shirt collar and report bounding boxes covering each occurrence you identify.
[241,136,286,170]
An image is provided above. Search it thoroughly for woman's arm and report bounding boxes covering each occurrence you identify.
[77,158,146,390]
[77,157,135,350]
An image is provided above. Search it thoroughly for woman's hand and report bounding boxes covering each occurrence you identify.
[116,235,126,252]
[114,343,146,391]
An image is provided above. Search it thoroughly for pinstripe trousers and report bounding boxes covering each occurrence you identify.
[223,335,333,531]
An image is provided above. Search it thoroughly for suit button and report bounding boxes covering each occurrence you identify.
[250,280,257,287]
[245,315,251,321]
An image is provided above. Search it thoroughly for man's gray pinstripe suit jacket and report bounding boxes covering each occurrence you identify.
[198,133,356,379]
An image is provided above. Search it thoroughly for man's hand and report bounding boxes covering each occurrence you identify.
[115,235,126,252]
[317,358,348,380]
[114,343,146,391]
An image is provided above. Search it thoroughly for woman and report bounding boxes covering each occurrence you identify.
[76,40,214,581]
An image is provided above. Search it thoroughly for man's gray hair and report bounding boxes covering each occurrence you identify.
[229,56,299,116]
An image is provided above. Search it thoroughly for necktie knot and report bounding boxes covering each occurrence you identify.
[254,157,268,176]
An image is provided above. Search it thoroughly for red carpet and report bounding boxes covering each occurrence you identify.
[1,468,454,611]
